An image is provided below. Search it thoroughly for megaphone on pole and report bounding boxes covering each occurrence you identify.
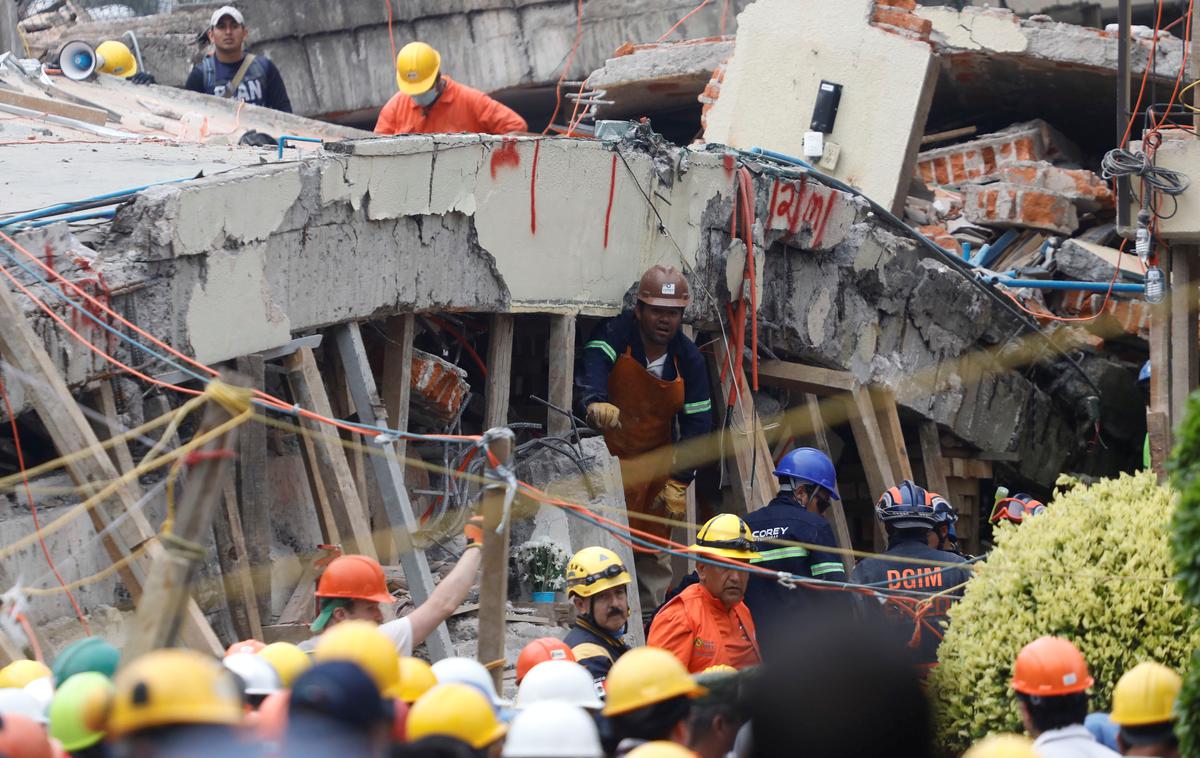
[58,40,96,81]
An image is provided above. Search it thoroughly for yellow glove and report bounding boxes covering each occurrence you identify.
[586,402,622,430]
[655,479,689,516]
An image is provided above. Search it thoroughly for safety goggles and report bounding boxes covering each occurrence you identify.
[569,564,626,587]
[696,536,757,553]
[990,497,1046,524]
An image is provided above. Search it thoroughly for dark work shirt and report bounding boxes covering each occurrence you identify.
[185,54,293,113]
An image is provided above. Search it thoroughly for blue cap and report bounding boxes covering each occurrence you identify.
[287,662,392,733]
[773,447,839,500]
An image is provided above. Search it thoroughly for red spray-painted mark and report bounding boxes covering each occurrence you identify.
[722,153,736,180]
[530,140,540,235]
[769,178,839,248]
[603,153,617,249]
[490,137,520,179]
[42,242,55,272]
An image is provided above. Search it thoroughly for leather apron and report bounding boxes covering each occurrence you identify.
[603,349,685,540]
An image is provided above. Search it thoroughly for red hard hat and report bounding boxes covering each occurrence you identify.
[516,637,576,684]
[225,639,265,657]
[636,265,690,308]
[0,713,53,758]
[315,555,395,604]
[1012,636,1094,696]
[390,698,409,743]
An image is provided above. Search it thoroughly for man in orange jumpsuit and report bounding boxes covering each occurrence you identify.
[374,42,528,136]
[578,265,714,610]
[647,514,761,673]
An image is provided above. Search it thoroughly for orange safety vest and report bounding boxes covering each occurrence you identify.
[602,349,685,540]
[648,583,761,673]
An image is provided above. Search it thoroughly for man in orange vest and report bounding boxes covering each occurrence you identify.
[298,519,484,654]
[646,515,761,673]
[374,41,528,136]
[578,266,714,610]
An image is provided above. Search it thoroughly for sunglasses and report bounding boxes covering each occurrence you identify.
[569,564,625,586]
[990,498,1046,524]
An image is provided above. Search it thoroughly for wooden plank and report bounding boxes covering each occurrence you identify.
[0,88,107,125]
[1149,246,1172,477]
[296,425,341,545]
[843,386,892,550]
[476,430,514,691]
[284,347,376,558]
[381,314,416,461]
[1170,247,1199,430]
[917,421,950,496]
[547,315,576,437]
[803,395,854,573]
[757,360,856,396]
[485,315,515,427]
[0,283,221,655]
[277,563,318,626]
[235,355,272,626]
[945,457,993,480]
[85,380,136,474]
[871,387,913,482]
[712,340,778,512]
[213,479,264,641]
[334,322,452,660]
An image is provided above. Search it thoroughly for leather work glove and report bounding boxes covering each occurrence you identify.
[464,515,485,547]
[586,402,622,431]
[655,479,689,516]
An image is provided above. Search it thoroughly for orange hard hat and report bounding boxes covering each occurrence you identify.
[315,555,395,604]
[225,639,265,657]
[0,713,53,758]
[516,638,576,684]
[390,698,409,743]
[255,690,289,743]
[1012,636,1094,696]
[636,265,690,308]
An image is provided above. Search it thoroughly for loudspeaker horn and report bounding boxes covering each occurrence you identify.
[59,40,96,81]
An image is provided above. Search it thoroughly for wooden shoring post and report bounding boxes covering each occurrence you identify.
[485,315,515,428]
[917,422,950,496]
[871,387,913,482]
[235,355,272,625]
[213,478,264,641]
[547,315,576,438]
[0,283,221,654]
[476,428,515,691]
[711,339,778,513]
[843,387,893,551]
[803,395,855,574]
[1169,247,1199,432]
[381,314,416,461]
[125,379,244,659]
[85,379,136,474]
[334,322,452,660]
[284,347,376,558]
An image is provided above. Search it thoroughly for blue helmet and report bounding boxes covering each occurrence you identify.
[773,447,839,500]
[931,494,958,543]
[1138,360,1151,385]
[875,480,937,529]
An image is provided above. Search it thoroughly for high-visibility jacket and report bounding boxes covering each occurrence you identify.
[563,616,631,684]
[374,76,527,135]
[646,583,760,673]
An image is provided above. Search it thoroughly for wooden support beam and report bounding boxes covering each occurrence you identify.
[871,387,913,482]
[381,314,416,461]
[476,429,515,690]
[804,395,855,574]
[1170,247,1199,432]
[235,355,272,626]
[485,315,515,427]
[843,387,892,550]
[0,88,107,125]
[547,315,576,437]
[0,284,220,655]
[213,479,264,642]
[917,422,950,496]
[757,360,855,396]
[1149,247,1172,475]
[125,385,242,660]
[85,380,136,475]
[334,322,452,659]
[711,340,778,512]
[284,347,376,558]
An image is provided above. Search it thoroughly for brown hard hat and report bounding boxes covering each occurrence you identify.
[636,265,690,308]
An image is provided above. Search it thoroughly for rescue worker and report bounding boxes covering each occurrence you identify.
[285,661,393,758]
[647,515,761,673]
[314,620,403,701]
[1011,636,1119,757]
[257,641,311,688]
[0,713,53,758]
[929,493,964,556]
[579,265,714,608]
[742,447,846,657]
[374,42,527,135]
[1110,662,1182,757]
[850,480,971,668]
[395,657,438,704]
[990,493,1048,526]
[49,672,113,758]
[602,647,708,755]
[685,667,745,758]
[503,701,603,758]
[407,684,508,757]
[302,517,484,655]
[562,547,633,685]
[222,652,281,709]
[514,660,603,711]
[184,6,293,112]
[51,637,119,686]
[515,637,575,685]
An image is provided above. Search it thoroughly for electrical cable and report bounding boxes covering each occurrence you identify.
[542,0,584,136]
[656,0,713,42]
[1101,146,1191,198]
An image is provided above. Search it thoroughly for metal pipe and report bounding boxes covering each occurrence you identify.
[16,209,117,229]
[276,135,323,160]
[985,277,1145,294]
[0,179,186,227]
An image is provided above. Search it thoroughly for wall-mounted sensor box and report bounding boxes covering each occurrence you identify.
[810,80,843,133]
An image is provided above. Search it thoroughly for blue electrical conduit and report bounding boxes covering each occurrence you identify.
[15,210,117,229]
[0,178,191,228]
[983,276,1146,295]
[277,136,323,160]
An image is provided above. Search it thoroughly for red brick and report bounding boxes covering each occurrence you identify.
[875,0,918,9]
[917,224,962,255]
[962,182,1079,234]
[871,7,932,38]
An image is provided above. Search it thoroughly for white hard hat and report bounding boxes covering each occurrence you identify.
[22,676,54,711]
[0,687,48,724]
[431,657,511,708]
[502,702,603,758]
[516,660,603,710]
[223,652,281,696]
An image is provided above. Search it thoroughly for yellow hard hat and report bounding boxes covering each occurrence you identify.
[689,514,759,561]
[95,41,138,78]
[963,734,1040,758]
[626,741,698,758]
[257,642,311,688]
[565,546,631,599]
[1110,661,1182,726]
[107,649,242,738]
[603,647,708,717]
[395,42,440,95]
[407,683,507,749]
[0,660,52,688]
[395,657,437,703]
[313,620,400,698]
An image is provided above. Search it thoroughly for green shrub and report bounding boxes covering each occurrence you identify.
[1169,391,1200,755]
[932,470,1200,753]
